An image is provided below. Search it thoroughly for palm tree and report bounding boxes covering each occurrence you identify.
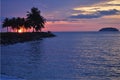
[20,18,26,32]
[2,18,10,32]
[26,7,46,32]
[9,17,25,32]
[10,17,18,32]
[24,19,32,32]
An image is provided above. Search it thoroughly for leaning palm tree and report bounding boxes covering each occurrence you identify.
[26,7,46,32]
[2,18,10,32]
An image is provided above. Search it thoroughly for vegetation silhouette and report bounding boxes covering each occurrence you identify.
[99,27,119,32]
[2,7,46,32]
[2,18,10,32]
[27,7,46,32]
[1,7,55,45]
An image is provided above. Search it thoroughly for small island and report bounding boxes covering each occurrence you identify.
[99,27,119,32]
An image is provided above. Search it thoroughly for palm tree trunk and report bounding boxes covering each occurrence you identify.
[33,27,35,32]
[40,28,41,32]
[17,29,18,33]
[7,27,8,32]
[23,28,25,32]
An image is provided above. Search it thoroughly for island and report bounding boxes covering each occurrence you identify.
[0,32,55,45]
[99,27,119,32]
[1,7,56,45]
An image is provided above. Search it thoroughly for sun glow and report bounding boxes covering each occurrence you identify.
[18,29,23,33]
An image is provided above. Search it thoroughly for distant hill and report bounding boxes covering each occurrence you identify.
[99,27,119,32]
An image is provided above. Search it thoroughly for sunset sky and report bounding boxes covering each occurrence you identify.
[1,0,120,32]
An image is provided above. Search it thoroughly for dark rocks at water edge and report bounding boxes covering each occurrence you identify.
[0,32,56,45]
[99,27,119,32]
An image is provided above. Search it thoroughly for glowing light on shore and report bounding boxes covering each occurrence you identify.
[18,29,22,33]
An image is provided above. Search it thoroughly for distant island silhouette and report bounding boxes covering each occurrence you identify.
[99,27,119,32]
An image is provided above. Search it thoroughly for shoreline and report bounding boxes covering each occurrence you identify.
[0,32,56,45]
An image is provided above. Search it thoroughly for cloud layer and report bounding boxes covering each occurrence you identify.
[1,0,120,31]
[70,9,120,19]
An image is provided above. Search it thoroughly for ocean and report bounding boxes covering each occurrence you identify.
[1,32,120,80]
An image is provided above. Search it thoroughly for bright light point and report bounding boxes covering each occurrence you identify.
[18,29,22,33]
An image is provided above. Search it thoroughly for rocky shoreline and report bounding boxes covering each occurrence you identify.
[0,32,56,45]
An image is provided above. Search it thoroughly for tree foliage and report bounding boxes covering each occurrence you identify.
[27,7,46,32]
[2,7,46,32]
[2,18,10,32]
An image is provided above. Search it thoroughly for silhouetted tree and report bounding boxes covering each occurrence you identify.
[24,19,32,32]
[9,17,25,32]
[2,7,46,33]
[26,7,46,32]
[19,18,26,32]
[9,17,17,32]
[2,18,10,32]
[3,17,28,32]
[16,17,26,32]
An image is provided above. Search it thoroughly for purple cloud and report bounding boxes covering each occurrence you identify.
[70,9,120,19]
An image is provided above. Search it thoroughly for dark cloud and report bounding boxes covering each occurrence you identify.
[47,19,68,22]
[70,14,101,19]
[47,18,79,22]
[98,9,120,15]
[106,4,120,6]
[70,9,120,19]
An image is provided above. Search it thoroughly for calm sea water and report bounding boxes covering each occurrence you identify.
[1,32,120,80]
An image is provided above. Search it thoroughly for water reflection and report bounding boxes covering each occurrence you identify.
[1,40,44,79]
[1,32,120,80]
[71,33,120,80]
[27,41,42,63]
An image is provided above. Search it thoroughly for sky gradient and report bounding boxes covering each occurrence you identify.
[1,0,120,32]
